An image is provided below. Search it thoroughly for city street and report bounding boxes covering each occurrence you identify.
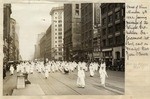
[3,69,124,95]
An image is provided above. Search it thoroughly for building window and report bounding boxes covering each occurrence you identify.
[58,36,62,39]
[75,10,79,16]
[102,18,106,25]
[59,57,62,60]
[102,28,106,35]
[58,24,62,27]
[55,12,57,14]
[108,4,113,11]
[115,11,120,20]
[104,51,112,57]
[102,7,106,14]
[108,37,113,46]
[116,51,120,59]
[55,37,57,39]
[55,29,57,31]
[55,17,57,19]
[108,26,113,34]
[122,49,125,57]
[123,21,125,30]
[58,20,62,23]
[115,35,121,45]
[76,4,79,9]
[59,52,62,55]
[55,33,57,35]
[59,48,62,51]
[102,39,106,47]
[108,15,113,23]
[55,25,57,27]
[58,28,62,31]
[115,23,120,32]
[58,40,62,42]
[115,4,120,8]
[58,32,62,35]
[55,41,57,43]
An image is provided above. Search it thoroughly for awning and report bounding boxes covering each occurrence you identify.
[102,48,113,52]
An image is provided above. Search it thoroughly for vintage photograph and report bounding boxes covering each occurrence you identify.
[3,2,125,95]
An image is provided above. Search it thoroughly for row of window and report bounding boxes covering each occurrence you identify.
[102,9,125,25]
[54,20,62,23]
[55,24,62,27]
[102,49,124,58]
[55,52,63,56]
[102,35,124,47]
[55,44,63,47]
[55,28,62,31]
[101,3,125,14]
[55,40,62,43]
[55,32,62,35]
[55,36,62,39]
[102,22,125,35]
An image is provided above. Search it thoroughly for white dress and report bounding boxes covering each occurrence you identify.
[45,66,49,78]
[89,64,94,76]
[77,69,85,87]
[99,63,108,86]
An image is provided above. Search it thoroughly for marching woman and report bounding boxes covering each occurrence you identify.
[99,60,108,87]
[44,63,49,79]
[89,62,94,77]
[77,66,85,88]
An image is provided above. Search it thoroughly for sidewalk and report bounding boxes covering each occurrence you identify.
[12,84,45,96]
[3,71,17,95]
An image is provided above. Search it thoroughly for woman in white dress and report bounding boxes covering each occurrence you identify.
[89,62,94,77]
[99,60,108,87]
[77,66,85,88]
[44,63,49,79]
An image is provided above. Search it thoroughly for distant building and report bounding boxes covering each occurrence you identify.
[100,3,125,66]
[39,25,52,61]
[45,25,52,60]
[50,6,64,60]
[3,4,12,63]
[34,32,45,60]
[64,3,82,61]
[39,32,46,60]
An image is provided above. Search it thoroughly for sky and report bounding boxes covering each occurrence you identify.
[11,2,63,60]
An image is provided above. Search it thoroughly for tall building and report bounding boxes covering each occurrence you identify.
[10,18,20,61]
[3,4,12,63]
[81,3,101,62]
[64,3,81,61]
[50,6,64,60]
[93,3,101,61]
[39,25,52,61]
[100,3,125,66]
[34,32,45,60]
[45,25,52,60]
[39,32,46,60]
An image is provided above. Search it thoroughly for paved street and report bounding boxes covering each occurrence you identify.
[3,69,124,95]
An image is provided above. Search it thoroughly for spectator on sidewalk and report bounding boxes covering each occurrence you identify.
[9,64,14,75]
[99,60,108,87]
[3,64,6,79]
